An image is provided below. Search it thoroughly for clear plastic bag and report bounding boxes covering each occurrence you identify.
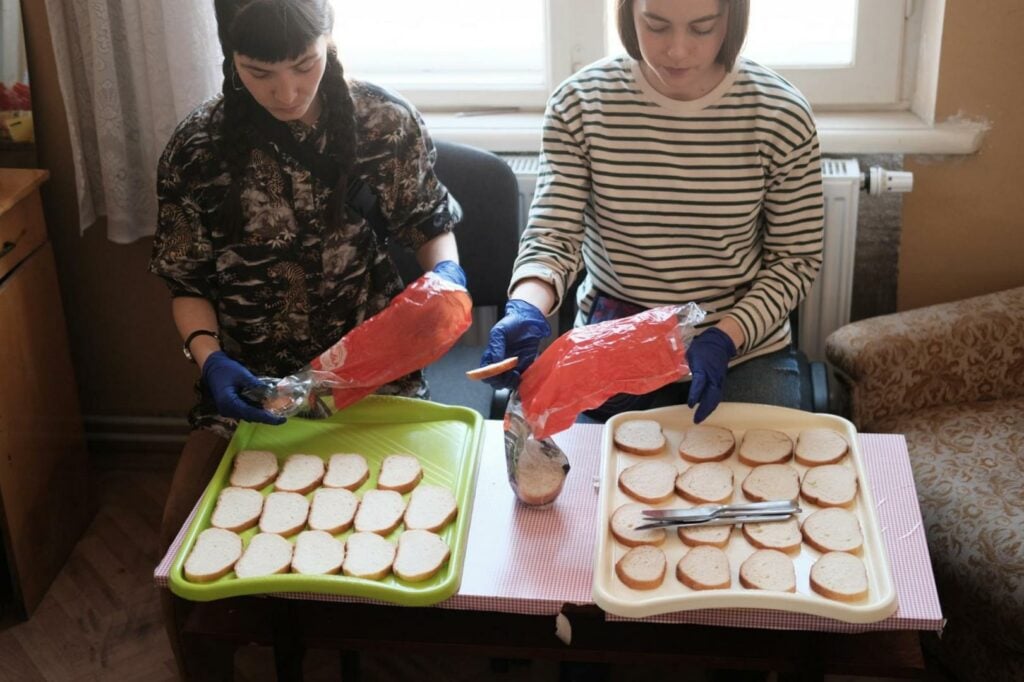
[518,303,706,439]
[502,390,571,507]
[244,370,345,418]
[252,271,473,417]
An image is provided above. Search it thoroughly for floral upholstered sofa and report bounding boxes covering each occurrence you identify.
[825,286,1024,681]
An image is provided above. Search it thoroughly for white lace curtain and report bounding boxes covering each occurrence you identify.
[44,0,222,243]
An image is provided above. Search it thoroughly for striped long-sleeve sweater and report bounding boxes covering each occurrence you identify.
[511,55,824,362]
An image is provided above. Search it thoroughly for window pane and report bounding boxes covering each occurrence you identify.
[332,0,546,88]
[745,0,856,67]
[604,0,857,68]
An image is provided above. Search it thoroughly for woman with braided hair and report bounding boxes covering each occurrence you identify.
[150,2,464,669]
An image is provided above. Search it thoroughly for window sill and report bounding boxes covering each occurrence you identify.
[423,110,988,156]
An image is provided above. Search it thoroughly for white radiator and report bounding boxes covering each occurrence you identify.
[498,154,902,361]
[499,153,542,231]
[801,158,862,362]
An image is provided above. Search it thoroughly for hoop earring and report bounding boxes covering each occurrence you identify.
[231,65,244,91]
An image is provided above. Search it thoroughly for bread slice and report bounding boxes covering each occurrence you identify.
[342,531,396,580]
[234,533,294,579]
[354,489,407,535]
[291,530,345,575]
[801,507,863,554]
[676,546,731,590]
[810,551,868,601]
[308,487,360,534]
[323,453,370,490]
[229,450,279,490]
[514,438,568,506]
[613,419,666,456]
[739,549,796,592]
[738,429,794,466]
[377,454,423,493]
[675,462,734,504]
[258,491,310,537]
[678,425,735,463]
[609,503,667,547]
[741,464,800,502]
[274,454,326,495]
[618,460,677,504]
[210,486,265,533]
[615,545,667,590]
[795,428,850,466]
[801,464,858,508]
[404,484,458,532]
[184,528,243,583]
[393,529,451,582]
[741,517,802,554]
[677,524,733,548]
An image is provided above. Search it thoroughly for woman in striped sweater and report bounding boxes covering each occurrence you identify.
[481,0,824,424]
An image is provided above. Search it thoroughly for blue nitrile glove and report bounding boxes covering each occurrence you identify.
[202,351,286,425]
[685,327,738,424]
[432,260,467,288]
[479,299,552,390]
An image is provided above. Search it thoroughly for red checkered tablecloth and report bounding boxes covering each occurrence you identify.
[155,423,943,633]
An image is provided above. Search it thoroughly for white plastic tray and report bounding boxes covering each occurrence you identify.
[592,403,897,623]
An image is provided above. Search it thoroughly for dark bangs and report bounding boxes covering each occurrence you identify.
[222,0,332,62]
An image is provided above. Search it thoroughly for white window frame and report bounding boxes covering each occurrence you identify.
[384,0,984,155]
[753,0,908,109]
[343,1,607,112]
[372,0,912,112]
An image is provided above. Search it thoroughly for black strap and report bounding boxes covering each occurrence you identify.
[248,108,391,245]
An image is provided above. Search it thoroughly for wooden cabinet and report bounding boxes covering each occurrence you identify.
[0,168,89,618]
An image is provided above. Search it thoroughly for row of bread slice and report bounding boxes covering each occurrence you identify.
[230,450,425,495]
[617,545,868,602]
[611,503,864,555]
[620,459,858,508]
[184,526,450,583]
[614,421,850,467]
[211,481,458,538]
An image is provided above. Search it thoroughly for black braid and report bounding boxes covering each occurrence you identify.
[319,43,357,229]
[212,58,259,242]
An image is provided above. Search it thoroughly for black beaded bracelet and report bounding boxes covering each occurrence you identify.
[183,329,220,362]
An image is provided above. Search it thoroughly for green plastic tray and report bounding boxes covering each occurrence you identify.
[168,395,483,605]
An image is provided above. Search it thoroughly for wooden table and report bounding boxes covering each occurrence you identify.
[156,422,943,680]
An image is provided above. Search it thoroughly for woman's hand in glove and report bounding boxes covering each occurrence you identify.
[431,260,467,288]
[685,327,737,424]
[202,351,286,425]
[479,299,551,389]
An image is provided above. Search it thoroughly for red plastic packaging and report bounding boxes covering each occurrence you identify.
[310,272,472,410]
[518,304,704,439]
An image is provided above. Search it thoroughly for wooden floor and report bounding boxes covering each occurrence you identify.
[0,457,953,682]
[0,465,178,681]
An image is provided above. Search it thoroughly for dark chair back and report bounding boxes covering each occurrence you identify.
[389,140,521,307]
[387,140,521,418]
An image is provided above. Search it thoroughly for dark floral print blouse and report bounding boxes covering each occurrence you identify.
[150,81,459,436]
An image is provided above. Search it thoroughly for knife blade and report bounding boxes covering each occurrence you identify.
[635,511,799,531]
[641,499,799,522]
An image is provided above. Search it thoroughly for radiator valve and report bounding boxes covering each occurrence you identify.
[862,166,914,195]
